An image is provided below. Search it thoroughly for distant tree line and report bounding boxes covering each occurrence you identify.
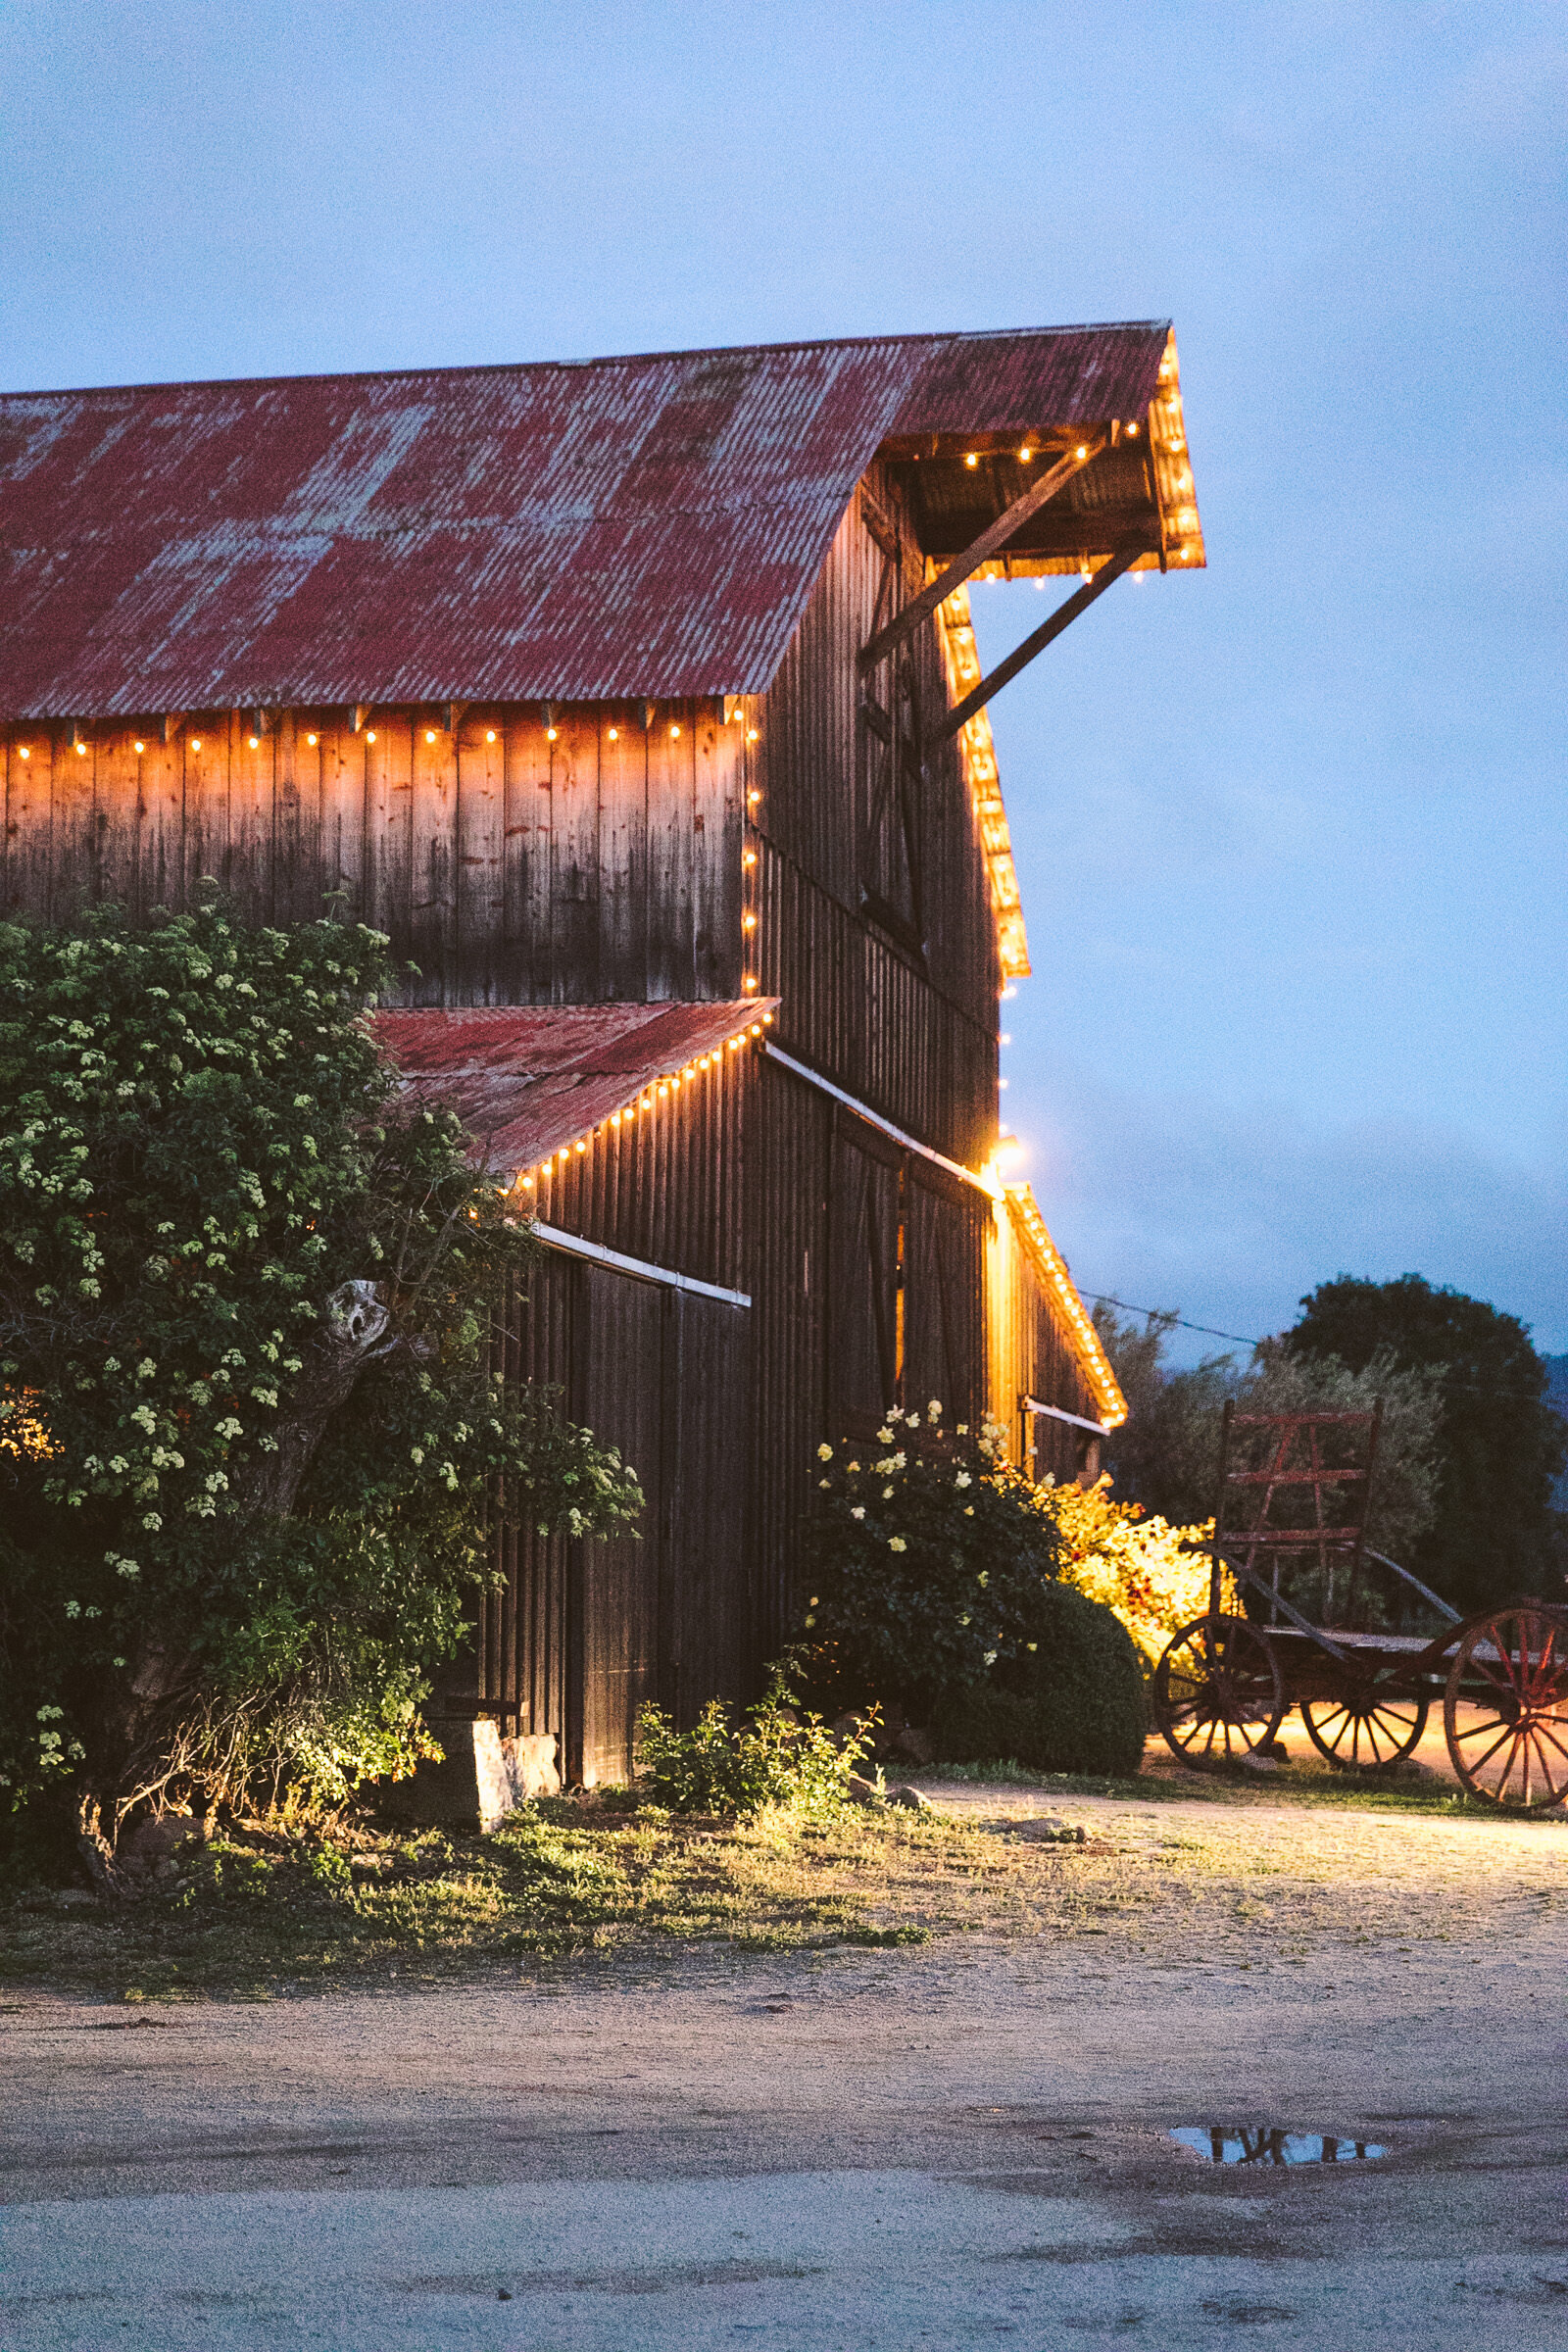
[1094,1273,1567,1615]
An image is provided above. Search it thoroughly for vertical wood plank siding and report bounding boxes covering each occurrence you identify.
[2,708,744,1010]
[750,457,1002,1167]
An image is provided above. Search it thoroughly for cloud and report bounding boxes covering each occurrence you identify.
[1017,1052,1568,1365]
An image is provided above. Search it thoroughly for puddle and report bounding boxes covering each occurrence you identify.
[1171,2128,1387,2166]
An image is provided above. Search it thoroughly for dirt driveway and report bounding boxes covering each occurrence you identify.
[2,1775,1564,2349]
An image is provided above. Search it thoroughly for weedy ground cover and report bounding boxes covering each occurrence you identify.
[3,1760,1560,2002]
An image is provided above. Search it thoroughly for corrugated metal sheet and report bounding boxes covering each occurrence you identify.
[378,998,774,1178]
[0,322,1173,717]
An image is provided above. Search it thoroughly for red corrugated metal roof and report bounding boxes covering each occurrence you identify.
[0,323,1172,718]
[378,1000,775,1176]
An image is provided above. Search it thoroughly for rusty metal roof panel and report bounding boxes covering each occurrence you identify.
[377,1000,774,1177]
[0,324,1176,718]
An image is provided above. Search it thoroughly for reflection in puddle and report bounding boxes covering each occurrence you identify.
[1171,2128,1387,2166]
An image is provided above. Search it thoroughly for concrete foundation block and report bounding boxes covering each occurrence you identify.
[380,1720,561,1831]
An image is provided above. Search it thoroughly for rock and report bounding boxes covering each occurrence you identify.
[1004,1816,1087,1844]
[53,1888,97,1909]
[845,1774,883,1806]
[886,1786,933,1811]
[888,1726,936,1767]
[1240,1753,1281,1774]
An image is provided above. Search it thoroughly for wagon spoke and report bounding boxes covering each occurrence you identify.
[1453,1711,1514,1742]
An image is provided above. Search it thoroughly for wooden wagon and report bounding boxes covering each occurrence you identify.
[1150,1402,1568,1809]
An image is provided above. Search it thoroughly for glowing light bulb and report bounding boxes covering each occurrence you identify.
[133,740,145,754]
[1076,445,1088,460]
[747,728,759,743]
[17,746,29,760]
[742,913,757,931]
[749,1023,761,1037]
[425,729,437,744]
[1127,421,1139,437]
[306,732,318,746]
[191,738,202,752]
[748,789,761,805]
[742,975,758,990]
[547,727,558,742]
[608,726,618,741]
[669,723,680,738]
[522,1174,534,1188]
[74,741,87,757]
[742,851,757,867]
[366,729,377,743]
[964,453,978,468]
[611,1111,621,1126]
[486,728,497,743]
[761,1011,773,1024]
[249,735,260,749]
[1018,447,1033,462]
[575,1140,587,1154]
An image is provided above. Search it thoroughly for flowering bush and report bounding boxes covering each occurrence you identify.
[1045,1476,1230,1669]
[0,902,641,1840]
[798,1403,1064,1718]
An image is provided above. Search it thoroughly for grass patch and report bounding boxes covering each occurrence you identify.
[914,1753,1536,1818]
[0,1794,1061,1996]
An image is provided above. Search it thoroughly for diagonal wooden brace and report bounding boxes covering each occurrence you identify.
[926,547,1139,748]
[857,435,1104,676]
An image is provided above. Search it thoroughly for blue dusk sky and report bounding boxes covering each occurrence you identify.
[3,1,1562,1362]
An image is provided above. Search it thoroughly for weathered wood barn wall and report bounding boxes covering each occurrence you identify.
[0,323,1205,1781]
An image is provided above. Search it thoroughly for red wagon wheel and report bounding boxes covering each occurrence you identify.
[1445,1607,1568,1810]
[1152,1614,1284,1767]
[1300,1692,1428,1771]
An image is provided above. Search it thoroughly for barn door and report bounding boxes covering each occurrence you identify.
[826,1108,902,1432]
[572,1265,665,1786]
[661,1290,753,1726]
[903,1166,987,1430]
[857,649,925,953]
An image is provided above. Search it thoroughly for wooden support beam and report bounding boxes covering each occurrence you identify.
[857,436,1104,675]
[926,547,1140,748]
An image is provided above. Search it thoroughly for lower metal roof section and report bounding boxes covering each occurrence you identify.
[380,1000,777,1179]
[529,1221,750,1309]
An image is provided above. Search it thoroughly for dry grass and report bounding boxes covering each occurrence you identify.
[2,1775,1562,2000]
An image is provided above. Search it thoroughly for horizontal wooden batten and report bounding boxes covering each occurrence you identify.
[531,1221,751,1309]
[1021,1393,1111,1438]
[761,1041,993,1198]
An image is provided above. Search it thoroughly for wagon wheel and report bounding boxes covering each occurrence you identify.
[1445,1607,1568,1810]
[1152,1614,1285,1767]
[1300,1692,1428,1771]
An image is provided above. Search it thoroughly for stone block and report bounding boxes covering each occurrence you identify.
[380,1720,561,1831]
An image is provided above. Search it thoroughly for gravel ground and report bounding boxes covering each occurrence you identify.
[2,1774,1564,2349]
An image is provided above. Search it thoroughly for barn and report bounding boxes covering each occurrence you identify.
[0,322,1203,1789]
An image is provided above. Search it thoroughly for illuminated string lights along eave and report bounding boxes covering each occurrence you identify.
[1004,1181,1128,1428]
[504,1014,775,1200]
[934,583,1030,982]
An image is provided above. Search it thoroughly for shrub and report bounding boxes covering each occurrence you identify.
[634,1662,874,1819]
[934,1585,1148,1776]
[799,1404,1064,1718]
[0,901,641,1840]
[1046,1475,1228,1669]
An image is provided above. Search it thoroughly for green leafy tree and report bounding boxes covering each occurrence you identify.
[1094,1307,1441,1567]
[0,903,641,1854]
[1285,1275,1567,1611]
